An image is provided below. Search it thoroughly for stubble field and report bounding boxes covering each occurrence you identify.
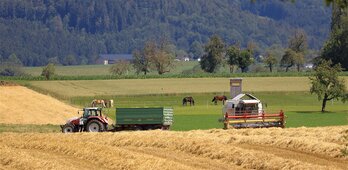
[0,86,76,125]
[1,127,348,169]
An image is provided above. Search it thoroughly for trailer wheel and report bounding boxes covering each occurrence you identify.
[62,124,75,133]
[86,120,104,132]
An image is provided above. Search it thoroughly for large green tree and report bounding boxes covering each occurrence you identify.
[132,49,150,75]
[133,39,175,75]
[226,45,240,73]
[280,49,296,72]
[200,35,225,73]
[189,41,204,59]
[263,52,277,72]
[321,17,348,69]
[238,50,254,73]
[288,29,307,72]
[150,50,174,75]
[150,38,175,75]
[321,0,348,69]
[309,60,347,112]
[325,0,348,29]
[109,60,131,76]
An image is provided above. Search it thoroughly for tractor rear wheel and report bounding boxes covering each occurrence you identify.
[62,124,76,133]
[86,120,104,132]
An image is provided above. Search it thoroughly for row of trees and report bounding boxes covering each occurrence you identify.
[109,39,175,76]
[199,35,254,73]
[264,30,308,72]
[199,30,308,74]
[0,52,56,80]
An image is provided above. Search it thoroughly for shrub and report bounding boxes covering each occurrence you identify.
[41,63,56,80]
[109,60,131,75]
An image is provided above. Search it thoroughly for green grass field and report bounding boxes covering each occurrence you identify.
[69,92,348,131]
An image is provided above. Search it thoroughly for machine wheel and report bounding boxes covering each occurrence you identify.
[62,124,76,133]
[86,120,104,132]
[161,126,170,130]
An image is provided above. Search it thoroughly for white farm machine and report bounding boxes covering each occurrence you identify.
[222,78,285,129]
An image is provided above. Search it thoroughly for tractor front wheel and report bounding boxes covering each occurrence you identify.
[86,120,104,132]
[62,124,76,133]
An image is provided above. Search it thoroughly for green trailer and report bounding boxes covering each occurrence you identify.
[114,107,173,131]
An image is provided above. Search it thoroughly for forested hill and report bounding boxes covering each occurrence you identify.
[0,0,331,66]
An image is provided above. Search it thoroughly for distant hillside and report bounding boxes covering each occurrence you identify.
[0,0,331,66]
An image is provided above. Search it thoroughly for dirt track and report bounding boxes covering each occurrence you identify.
[0,86,77,124]
[1,126,347,170]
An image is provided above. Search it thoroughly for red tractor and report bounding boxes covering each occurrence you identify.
[61,107,108,133]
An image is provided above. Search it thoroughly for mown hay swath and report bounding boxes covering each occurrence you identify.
[1,126,347,170]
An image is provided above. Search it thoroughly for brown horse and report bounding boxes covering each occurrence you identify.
[212,95,227,105]
[182,96,195,106]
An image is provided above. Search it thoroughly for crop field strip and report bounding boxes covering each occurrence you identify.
[0,86,76,125]
[0,126,347,169]
[28,77,348,97]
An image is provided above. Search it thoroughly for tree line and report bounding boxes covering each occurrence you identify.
[196,30,308,74]
[0,0,331,66]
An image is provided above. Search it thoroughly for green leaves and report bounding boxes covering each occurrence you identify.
[309,60,346,112]
[41,63,55,80]
[200,35,225,73]
[109,60,131,76]
[133,39,175,75]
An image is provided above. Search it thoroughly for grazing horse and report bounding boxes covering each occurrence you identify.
[182,96,195,106]
[103,99,114,108]
[91,99,106,108]
[212,95,228,105]
[106,99,114,108]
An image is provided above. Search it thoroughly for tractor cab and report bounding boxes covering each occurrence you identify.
[82,107,103,118]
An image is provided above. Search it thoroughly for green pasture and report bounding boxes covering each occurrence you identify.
[27,77,348,98]
[0,91,346,133]
[70,92,348,131]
